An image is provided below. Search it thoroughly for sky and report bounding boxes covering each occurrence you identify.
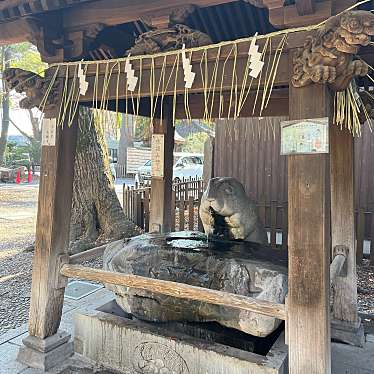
[1,108,36,136]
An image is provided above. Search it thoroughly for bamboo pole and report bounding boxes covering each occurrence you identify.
[60,264,287,320]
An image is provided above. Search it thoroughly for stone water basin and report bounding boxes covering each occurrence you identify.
[103,231,288,337]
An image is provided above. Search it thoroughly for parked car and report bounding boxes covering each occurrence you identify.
[135,159,152,184]
[135,154,204,184]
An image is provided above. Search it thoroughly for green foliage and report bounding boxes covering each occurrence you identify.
[28,139,41,165]
[134,116,151,146]
[182,132,209,153]
[6,43,46,73]
[0,43,45,166]
[5,141,31,167]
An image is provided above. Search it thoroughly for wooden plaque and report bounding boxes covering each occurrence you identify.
[42,118,57,146]
[151,134,165,178]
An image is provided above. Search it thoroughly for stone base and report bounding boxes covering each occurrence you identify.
[104,232,288,337]
[74,304,288,374]
[331,318,365,347]
[17,330,74,371]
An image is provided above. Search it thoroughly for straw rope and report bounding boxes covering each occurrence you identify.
[10,0,373,137]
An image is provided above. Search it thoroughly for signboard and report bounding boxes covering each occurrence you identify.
[280,117,329,155]
[151,134,164,178]
[42,118,57,146]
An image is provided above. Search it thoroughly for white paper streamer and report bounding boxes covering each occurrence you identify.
[248,33,264,79]
[78,63,89,95]
[182,44,196,89]
[125,57,138,92]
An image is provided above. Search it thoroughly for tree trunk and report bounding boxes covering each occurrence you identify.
[69,106,138,254]
[0,46,10,166]
[118,114,134,175]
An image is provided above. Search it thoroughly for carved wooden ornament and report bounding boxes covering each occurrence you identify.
[292,11,374,91]
[3,68,60,110]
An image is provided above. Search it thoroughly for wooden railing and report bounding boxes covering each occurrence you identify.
[60,260,287,320]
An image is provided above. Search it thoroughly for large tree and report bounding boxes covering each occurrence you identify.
[69,107,139,254]
[0,46,11,165]
[117,115,134,173]
[3,43,138,254]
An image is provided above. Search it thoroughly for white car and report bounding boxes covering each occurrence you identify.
[135,154,204,184]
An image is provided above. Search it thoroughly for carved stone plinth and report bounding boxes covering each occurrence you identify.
[74,309,288,374]
[17,330,73,371]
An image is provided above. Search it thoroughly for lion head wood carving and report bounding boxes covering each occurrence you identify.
[292,11,374,91]
[3,68,60,110]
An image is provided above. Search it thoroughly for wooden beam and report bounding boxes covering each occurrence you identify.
[63,0,235,30]
[69,240,123,264]
[175,89,289,119]
[262,0,284,10]
[63,42,290,103]
[28,111,78,338]
[149,98,174,233]
[295,0,315,16]
[287,78,331,371]
[0,18,36,45]
[268,0,355,28]
[330,125,358,323]
[81,87,288,119]
[60,264,287,319]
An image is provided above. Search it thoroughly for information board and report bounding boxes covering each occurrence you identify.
[280,117,329,155]
[151,134,164,178]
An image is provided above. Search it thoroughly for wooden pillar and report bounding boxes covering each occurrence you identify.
[17,108,78,370]
[203,136,214,187]
[149,100,174,233]
[330,125,363,345]
[287,84,331,374]
[28,112,78,338]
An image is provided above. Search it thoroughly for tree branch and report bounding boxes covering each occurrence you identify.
[9,117,34,141]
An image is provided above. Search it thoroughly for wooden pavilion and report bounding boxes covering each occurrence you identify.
[0,0,373,373]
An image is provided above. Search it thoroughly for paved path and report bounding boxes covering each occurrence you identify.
[0,284,373,373]
[0,287,115,373]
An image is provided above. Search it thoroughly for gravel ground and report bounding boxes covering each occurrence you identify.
[0,183,103,336]
[1,182,374,337]
[358,259,374,315]
[0,184,37,335]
